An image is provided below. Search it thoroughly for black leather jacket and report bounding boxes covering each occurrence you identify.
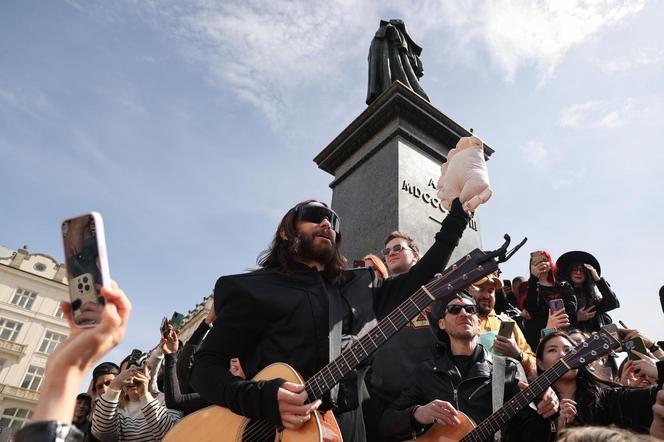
[379,344,550,441]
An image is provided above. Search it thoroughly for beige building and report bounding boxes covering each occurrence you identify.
[174,295,212,343]
[0,245,69,436]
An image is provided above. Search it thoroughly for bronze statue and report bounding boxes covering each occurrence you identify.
[366,19,430,105]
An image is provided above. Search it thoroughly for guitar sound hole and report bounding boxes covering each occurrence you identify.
[242,419,276,442]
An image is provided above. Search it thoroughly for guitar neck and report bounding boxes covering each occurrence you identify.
[304,250,495,402]
[460,361,569,442]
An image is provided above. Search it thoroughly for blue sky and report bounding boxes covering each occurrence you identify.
[2,0,663,382]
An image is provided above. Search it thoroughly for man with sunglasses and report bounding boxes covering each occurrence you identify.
[364,231,442,441]
[379,295,557,441]
[192,198,470,442]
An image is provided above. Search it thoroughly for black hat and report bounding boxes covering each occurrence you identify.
[556,251,601,277]
[92,362,120,381]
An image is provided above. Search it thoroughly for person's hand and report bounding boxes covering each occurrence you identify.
[205,307,216,325]
[576,306,596,322]
[229,358,245,379]
[619,328,655,349]
[109,368,136,392]
[277,382,321,430]
[651,386,664,439]
[49,281,131,376]
[520,309,532,321]
[557,398,577,429]
[521,384,559,418]
[620,360,639,387]
[76,300,105,325]
[132,367,150,398]
[493,335,521,359]
[530,258,550,282]
[546,308,570,329]
[583,264,601,282]
[160,330,179,355]
[413,400,461,426]
[632,351,658,379]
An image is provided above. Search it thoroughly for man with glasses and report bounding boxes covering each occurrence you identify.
[364,231,442,441]
[379,295,557,441]
[191,198,470,442]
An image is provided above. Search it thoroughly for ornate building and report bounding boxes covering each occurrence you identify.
[0,245,69,437]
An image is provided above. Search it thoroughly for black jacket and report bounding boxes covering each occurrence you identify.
[569,278,620,333]
[379,344,550,441]
[190,199,469,440]
[524,277,577,350]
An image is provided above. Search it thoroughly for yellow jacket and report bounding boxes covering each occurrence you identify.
[479,310,536,373]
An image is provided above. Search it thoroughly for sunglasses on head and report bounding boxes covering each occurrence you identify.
[381,243,411,257]
[295,205,341,234]
[445,304,479,315]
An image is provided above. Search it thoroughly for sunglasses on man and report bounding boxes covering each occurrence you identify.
[295,204,341,234]
[381,243,412,257]
[445,304,479,315]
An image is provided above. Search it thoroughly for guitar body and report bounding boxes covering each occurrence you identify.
[407,412,475,441]
[164,363,342,442]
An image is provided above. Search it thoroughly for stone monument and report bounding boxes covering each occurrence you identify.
[314,80,493,265]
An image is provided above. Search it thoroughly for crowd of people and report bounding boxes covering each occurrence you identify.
[13,197,664,441]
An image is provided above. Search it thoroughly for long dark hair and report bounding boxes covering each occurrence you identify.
[257,199,346,284]
[561,265,600,304]
[535,331,612,407]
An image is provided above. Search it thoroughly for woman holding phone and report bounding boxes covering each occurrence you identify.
[536,331,661,434]
[556,251,620,333]
[523,250,577,350]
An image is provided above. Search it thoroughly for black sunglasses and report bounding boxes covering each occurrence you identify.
[445,304,479,315]
[295,205,341,234]
[381,243,411,257]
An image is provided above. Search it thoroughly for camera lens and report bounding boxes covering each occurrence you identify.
[78,283,83,289]
[83,276,89,283]
[84,284,91,291]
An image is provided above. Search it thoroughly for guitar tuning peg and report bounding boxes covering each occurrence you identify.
[434,273,443,279]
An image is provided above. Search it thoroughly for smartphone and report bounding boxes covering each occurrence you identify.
[502,280,513,295]
[540,327,557,339]
[530,250,545,264]
[62,212,110,327]
[549,298,564,312]
[498,320,515,338]
[160,317,171,338]
[625,337,648,360]
[352,259,366,268]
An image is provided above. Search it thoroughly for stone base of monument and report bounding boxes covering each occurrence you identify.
[314,81,493,264]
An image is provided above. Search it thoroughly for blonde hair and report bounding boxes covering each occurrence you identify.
[557,426,656,442]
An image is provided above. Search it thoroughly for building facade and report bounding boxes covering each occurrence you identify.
[0,245,69,437]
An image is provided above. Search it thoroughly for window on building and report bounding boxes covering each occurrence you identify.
[0,319,22,342]
[20,365,45,391]
[38,331,66,354]
[0,408,33,431]
[0,358,7,371]
[10,288,37,310]
[54,304,65,319]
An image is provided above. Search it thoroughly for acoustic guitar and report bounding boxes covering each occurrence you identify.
[164,235,526,442]
[410,325,621,441]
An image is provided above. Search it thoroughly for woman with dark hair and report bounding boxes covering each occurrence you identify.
[536,331,662,435]
[523,250,577,350]
[556,251,620,333]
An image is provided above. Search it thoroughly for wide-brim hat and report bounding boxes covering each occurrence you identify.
[556,251,601,277]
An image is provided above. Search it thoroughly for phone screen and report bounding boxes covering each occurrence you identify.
[62,212,110,327]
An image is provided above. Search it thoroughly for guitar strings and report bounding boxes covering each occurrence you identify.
[308,254,487,399]
[242,253,491,441]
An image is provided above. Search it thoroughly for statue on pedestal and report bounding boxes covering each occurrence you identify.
[366,19,430,105]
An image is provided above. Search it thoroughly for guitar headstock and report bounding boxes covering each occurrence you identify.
[424,234,528,301]
[562,326,621,369]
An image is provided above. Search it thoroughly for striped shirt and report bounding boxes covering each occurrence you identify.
[92,389,182,441]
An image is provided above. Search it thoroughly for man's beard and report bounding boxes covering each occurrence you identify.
[298,232,336,265]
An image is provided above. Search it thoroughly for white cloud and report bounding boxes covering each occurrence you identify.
[69,0,646,125]
[520,140,550,169]
[559,99,631,128]
[600,47,664,73]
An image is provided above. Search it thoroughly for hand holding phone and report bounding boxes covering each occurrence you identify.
[625,337,649,361]
[498,320,515,338]
[62,212,110,327]
[549,298,564,312]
